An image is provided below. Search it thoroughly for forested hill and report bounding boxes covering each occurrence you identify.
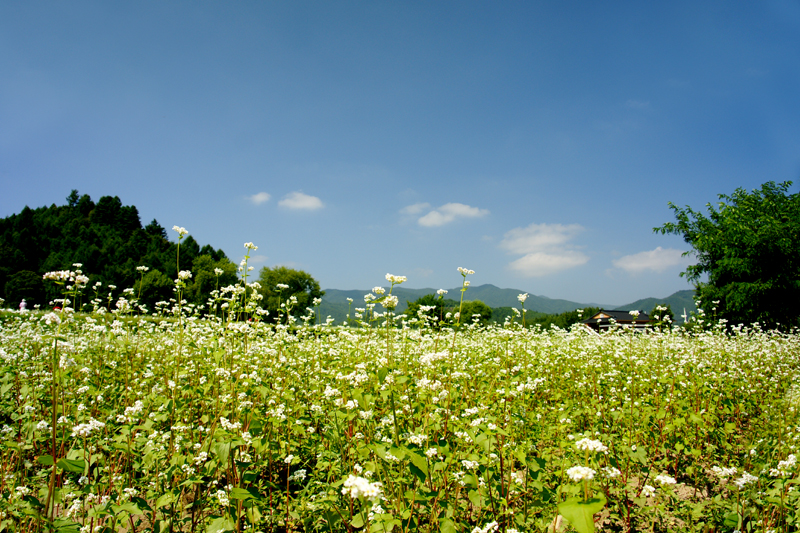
[0,191,238,309]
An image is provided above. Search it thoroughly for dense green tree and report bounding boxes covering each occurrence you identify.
[257,266,324,322]
[134,269,174,310]
[649,304,675,331]
[4,270,46,308]
[527,307,600,330]
[457,300,492,325]
[186,255,238,306]
[404,293,458,325]
[656,181,800,329]
[0,190,237,312]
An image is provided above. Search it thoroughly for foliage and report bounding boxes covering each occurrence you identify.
[529,307,601,330]
[649,304,675,331]
[3,270,46,309]
[404,294,459,326]
[0,190,236,311]
[457,300,493,325]
[656,181,800,329]
[256,265,324,322]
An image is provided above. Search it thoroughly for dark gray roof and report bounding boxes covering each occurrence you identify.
[582,309,651,326]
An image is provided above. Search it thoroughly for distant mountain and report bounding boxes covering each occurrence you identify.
[615,290,697,319]
[316,284,697,325]
[317,284,601,325]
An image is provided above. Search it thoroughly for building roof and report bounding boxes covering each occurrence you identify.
[582,309,651,329]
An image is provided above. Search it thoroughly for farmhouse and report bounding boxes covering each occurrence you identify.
[582,309,650,331]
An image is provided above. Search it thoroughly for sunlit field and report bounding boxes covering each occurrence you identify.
[1,264,799,533]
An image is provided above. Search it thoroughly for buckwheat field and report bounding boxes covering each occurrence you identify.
[2,252,799,533]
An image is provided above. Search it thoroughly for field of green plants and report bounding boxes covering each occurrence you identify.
[1,261,800,533]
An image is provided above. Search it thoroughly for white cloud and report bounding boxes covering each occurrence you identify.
[508,251,589,277]
[247,192,271,205]
[417,203,489,227]
[278,191,324,210]
[400,202,431,215]
[499,223,588,277]
[613,247,688,273]
[249,254,269,265]
[625,99,650,109]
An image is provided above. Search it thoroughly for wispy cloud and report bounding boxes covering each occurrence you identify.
[613,247,688,273]
[247,192,271,205]
[279,191,324,210]
[416,203,489,227]
[400,202,431,215]
[625,99,650,109]
[499,223,588,277]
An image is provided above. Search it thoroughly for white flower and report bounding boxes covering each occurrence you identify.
[602,466,621,478]
[566,465,596,482]
[711,466,738,478]
[136,265,149,272]
[733,472,758,488]
[341,475,383,501]
[372,286,385,295]
[244,242,258,250]
[517,293,528,303]
[575,438,608,453]
[655,474,676,485]
[385,273,407,284]
[471,521,499,533]
[178,270,192,280]
[215,489,229,506]
[436,289,448,295]
[457,267,475,275]
[381,295,399,309]
[406,433,427,445]
[641,484,656,497]
[425,448,439,459]
[172,226,188,237]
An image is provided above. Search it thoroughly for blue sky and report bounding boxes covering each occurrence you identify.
[2,1,799,305]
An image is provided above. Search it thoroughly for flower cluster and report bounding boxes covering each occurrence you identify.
[341,474,383,501]
[385,273,407,284]
[575,437,608,453]
[566,465,596,482]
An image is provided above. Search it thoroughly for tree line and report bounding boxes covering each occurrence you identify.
[0,191,322,320]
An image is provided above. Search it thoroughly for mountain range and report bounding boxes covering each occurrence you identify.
[316,285,696,325]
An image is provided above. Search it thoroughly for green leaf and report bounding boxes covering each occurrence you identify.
[155,492,177,509]
[351,512,365,528]
[377,367,389,383]
[468,489,482,509]
[439,518,457,533]
[215,441,232,465]
[405,449,428,475]
[56,458,86,474]
[206,516,235,533]
[37,454,54,466]
[112,502,144,515]
[558,495,606,533]
[229,487,261,501]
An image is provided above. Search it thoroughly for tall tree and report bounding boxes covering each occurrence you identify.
[0,190,237,310]
[257,266,324,323]
[656,181,800,329]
